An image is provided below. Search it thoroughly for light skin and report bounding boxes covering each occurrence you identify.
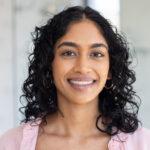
[36,19,111,150]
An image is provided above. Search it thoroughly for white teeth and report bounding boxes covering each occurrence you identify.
[69,80,94,85]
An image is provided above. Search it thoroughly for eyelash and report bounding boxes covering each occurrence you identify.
[61,50,104,58]
[90,51,104,58]
[61,50,76,57]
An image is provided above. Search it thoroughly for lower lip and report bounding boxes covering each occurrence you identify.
[67,80,97,91]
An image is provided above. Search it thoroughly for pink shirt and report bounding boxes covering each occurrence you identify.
[0,122,150,150]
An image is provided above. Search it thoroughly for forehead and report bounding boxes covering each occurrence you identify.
[56,19,108,47]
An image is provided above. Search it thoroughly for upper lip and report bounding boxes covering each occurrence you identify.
[67,76,97,81]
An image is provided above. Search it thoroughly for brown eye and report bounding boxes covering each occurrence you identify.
[61,50,76,57]
[90,51,104,58]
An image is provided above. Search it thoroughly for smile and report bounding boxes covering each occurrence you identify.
[67,79,97,91]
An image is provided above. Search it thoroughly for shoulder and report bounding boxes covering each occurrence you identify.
[0,121,40,150]
[0,125,23,150]
[129,127,150,141]
[127,127,150,143]
[116,127,150,149]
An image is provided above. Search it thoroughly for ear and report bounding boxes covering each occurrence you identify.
[107,71,112,80]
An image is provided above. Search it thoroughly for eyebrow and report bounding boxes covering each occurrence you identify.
[56,41,108,50]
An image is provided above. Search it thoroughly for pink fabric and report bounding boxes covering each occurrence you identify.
[0,122,150,150]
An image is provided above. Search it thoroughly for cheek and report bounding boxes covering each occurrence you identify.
[97,60,109,72]
[52,58,74,81]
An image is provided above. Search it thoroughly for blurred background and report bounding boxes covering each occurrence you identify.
[0,0,150,135]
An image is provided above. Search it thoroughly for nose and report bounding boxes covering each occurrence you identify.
[73,55,92,74]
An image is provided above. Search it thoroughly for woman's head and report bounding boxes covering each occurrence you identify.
[21,6,140,135]
[52,19,110,105]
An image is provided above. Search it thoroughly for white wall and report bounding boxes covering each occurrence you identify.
[120,0,150,128]
[88,0,120,28]
[0,0,14,135]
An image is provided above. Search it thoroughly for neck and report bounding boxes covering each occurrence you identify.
[46,96,103,138]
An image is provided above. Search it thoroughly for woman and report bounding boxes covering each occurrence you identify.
[0,6,150,150]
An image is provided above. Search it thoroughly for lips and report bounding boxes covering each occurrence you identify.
[68,76,96,81]
[69,80,94,85]
[67,76,97,91]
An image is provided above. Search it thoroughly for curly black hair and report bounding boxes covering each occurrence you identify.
[20,6,140,135]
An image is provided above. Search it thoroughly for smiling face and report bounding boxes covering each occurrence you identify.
[52,19,110,105]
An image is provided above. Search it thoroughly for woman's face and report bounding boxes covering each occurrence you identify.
[52,19,110,105]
